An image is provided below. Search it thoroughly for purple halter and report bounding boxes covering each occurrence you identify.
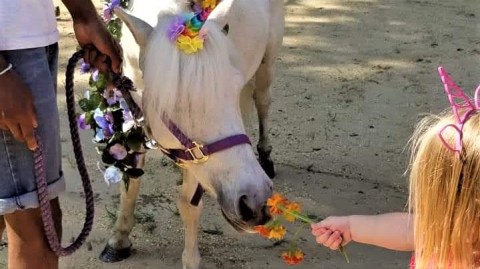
[157,115,251,205]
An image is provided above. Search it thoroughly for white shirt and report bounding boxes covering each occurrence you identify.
[0,0,58,50]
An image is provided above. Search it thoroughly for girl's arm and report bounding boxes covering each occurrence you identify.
[311,212,414,251]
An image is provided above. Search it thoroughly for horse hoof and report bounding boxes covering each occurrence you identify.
[99,244,132,263]
[259,156,276,179]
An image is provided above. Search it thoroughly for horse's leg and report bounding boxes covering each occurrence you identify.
[254,6,284,179]
[100,153,146,263]
[254,60,277,179]
[177,169,203,269]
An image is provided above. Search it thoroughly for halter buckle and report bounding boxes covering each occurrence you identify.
[186,142,209,163]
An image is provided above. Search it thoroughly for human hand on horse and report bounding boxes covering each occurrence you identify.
[63,0,123,74]
[0,56,38,150]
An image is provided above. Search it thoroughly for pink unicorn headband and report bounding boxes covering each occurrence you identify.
[438,66,480,153]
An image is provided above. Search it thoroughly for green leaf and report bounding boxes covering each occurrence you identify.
[94,74,108,90]
[79,98,91,112]
[85,111,94,125]
[89,92,104,108]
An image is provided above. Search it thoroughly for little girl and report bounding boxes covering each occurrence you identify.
[311,67,480,269]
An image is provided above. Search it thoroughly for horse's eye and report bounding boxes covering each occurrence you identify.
[222,24,230,35]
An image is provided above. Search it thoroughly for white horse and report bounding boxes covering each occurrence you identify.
[100,0,284,268]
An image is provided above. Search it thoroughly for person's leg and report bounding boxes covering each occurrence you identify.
[4,198,62,269]
[0,43,64,269]
[0,216,5,242]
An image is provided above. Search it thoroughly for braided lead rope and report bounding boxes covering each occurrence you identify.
[34,50,95,256]
[112,75,143,120]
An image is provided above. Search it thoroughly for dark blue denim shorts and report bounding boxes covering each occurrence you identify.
[0,43,65,214]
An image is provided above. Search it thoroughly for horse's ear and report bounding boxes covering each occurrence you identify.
[114,7,153,49]
[205,0,235,29]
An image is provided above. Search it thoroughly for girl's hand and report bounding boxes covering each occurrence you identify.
[311,216,352,250]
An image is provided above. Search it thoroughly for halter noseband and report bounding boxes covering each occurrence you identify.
[157,115,251,205]
[158,116,251,166]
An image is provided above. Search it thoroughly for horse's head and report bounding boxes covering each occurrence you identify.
[115,0,273,231]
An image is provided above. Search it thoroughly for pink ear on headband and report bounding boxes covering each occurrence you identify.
[437,66,480,153]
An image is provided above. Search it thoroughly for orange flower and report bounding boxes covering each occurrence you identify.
[254,225,272,238]
[267,193,289,215]
[284,202,301,222]
[268,225,286,240]
[183,26,198,38]
[281,249,305,265]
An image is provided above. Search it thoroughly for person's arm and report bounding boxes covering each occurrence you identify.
[61,0,122,73]
[311,212,414,251]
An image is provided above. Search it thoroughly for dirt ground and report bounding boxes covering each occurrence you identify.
[1,0,479,268]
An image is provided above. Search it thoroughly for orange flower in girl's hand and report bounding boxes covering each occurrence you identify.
[284,202,301,222]
[267,193,289,215]
[281,249,305,265]
[254,222,286,240]
[258,193,350,265]
[268,225,287,240]
[254,225,272,238]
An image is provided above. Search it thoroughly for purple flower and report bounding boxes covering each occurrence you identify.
[78,113,91,130]
[193,4,202,14]
[168,16,186,41]
[92,69,99,82]
[94,109,109,130]
[80,61,91,74]
[95,129,105,142]
[93,109,114,140]
[119,99,135,132]
[103,166,123,185]
[103,88,123,105]
[103,0,121,22]
[109,144,128,160]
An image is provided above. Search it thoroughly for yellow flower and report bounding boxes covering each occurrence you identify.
[202,0,217,9]
[177,35,204,54]
[284,202,301,222]
[267,224,286,240]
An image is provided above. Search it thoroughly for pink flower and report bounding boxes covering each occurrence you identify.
[109,143,128,160]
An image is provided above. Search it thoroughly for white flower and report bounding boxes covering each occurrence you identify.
[104,166,123,185]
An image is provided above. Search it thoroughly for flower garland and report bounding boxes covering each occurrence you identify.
[167,0,219,54]
[77,0,153,189]
[255,193,349,265]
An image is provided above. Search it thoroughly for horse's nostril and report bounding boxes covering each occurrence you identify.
[258,205,271,225]
[239,195,256,222]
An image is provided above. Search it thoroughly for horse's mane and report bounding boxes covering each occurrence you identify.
[142,5,243,139]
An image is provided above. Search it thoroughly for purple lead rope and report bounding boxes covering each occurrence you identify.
[34,50,95,256]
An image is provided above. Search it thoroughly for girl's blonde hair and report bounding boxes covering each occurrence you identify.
[409,110,480,269]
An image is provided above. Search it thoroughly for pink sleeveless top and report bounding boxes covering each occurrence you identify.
[409,256,415,269]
